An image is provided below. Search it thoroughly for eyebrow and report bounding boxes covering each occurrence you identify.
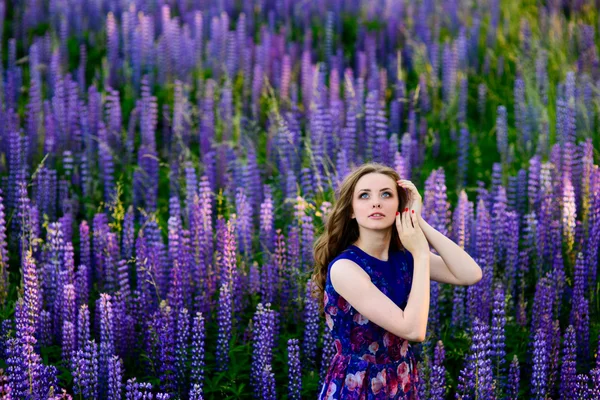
[358,188,393,193]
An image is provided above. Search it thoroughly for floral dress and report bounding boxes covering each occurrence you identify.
[318,244,420,400]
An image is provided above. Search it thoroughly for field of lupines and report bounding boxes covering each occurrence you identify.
[0,0,599,398]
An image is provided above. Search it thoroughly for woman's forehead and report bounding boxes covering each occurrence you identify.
[355,173,394,189]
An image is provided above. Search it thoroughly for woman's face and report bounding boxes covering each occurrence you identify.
[351,173,400,229]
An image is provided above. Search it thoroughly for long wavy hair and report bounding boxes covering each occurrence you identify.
[310,162,411,315]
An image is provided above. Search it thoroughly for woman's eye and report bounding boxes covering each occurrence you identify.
[360,192,391,199]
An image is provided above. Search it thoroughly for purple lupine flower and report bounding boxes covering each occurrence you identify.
[560,325,577,400]
[530,276,554,360]
[374,109,388,164]
[496,105,508,162]
[457,76,468,124]
[570,252,591,366]
[442,41,457,105]
[507,355,520,400]
[514,77,530,152]
[77,304,90,351]
[189,384,203,400]
[319,328,335,387]
[469,199,493,322]
[216,283,232,372]
[98,293,115,398]
[532,327,548,399]
[505,210,520,300]
[79,220,91,276]
[303,280,320,366]
[106,12,119,87]
[472,317,494,399]
[190,312,205,394]
[125,378,153,399]
[39,310,52,347]
[457,317,494,398]
[491,185,508,266]
[430,340,446,400]
[0,190,8,307]
[562,173,577,255]
[62,320,75,364]
[575,374,591,399]
[452,189,473,250]
[156,302,176,393]
[455,355,475,399]
[477,82,487,118]
[22,249,41,334]
[251,303,276,397]
[167,260,184,314]
[98,136,116,205]
[235,187,253,257]
[491,283,506,384]
[175,308,190,393]
[7,302,48,399]
[287,338,302,400]
[457,127,470,188]
[300,210,314,269]
[122,207,134,260]
[0,368,11,398]
[261,364,276,400]
[108,355,122,400]
[274,229,291,312]
[260,186,275,255]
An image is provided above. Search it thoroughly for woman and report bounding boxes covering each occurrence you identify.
[312,162,482,399]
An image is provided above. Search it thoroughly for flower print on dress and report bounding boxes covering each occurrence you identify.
[345,371,366,392]
[371,369,387,395]
[397,361,412,393]
[353,312,369,325]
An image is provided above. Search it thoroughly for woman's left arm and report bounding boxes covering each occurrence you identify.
[419,217,483,286]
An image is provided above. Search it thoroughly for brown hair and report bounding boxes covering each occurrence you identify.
[310,162,411,315]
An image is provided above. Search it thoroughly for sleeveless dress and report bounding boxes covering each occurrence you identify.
[318,244,420,400]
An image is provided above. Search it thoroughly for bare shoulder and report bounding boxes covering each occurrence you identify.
[329,258,371,291]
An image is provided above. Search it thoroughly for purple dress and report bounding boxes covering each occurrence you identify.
[318,245,420,400]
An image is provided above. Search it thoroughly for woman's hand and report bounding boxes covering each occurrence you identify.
[395,207,429,258]
[397,179,423,222]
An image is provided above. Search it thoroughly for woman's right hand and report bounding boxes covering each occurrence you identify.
[396,208,429,257]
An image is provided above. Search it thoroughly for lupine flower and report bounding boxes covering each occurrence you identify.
[287,338,302,400]
[531,327,548,399]
[507,355,520,400]
[77,305,90,351]
[156,302,176,393]
[251,303,276,397]
[175,308,190,393]
[108,355,122,400]
[189,384,204,400]
[216,283,232,372]
[190,312,205,394]
[303,279,320,367]
[430,340,446,400]
[98,293,115,398]
[0,191,8,307]
[319,328,335,387]
[491,283,506,381]
[125,378,153,399]
[496,106,508,162]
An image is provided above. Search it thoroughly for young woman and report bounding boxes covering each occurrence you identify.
[312,162,482,399]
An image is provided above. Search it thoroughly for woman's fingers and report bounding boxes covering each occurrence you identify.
[402,209,412,230]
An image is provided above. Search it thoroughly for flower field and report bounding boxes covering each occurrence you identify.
[0,0,599,398]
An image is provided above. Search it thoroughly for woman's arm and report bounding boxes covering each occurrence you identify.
[402,252,430,341]
[419,218,482,286]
